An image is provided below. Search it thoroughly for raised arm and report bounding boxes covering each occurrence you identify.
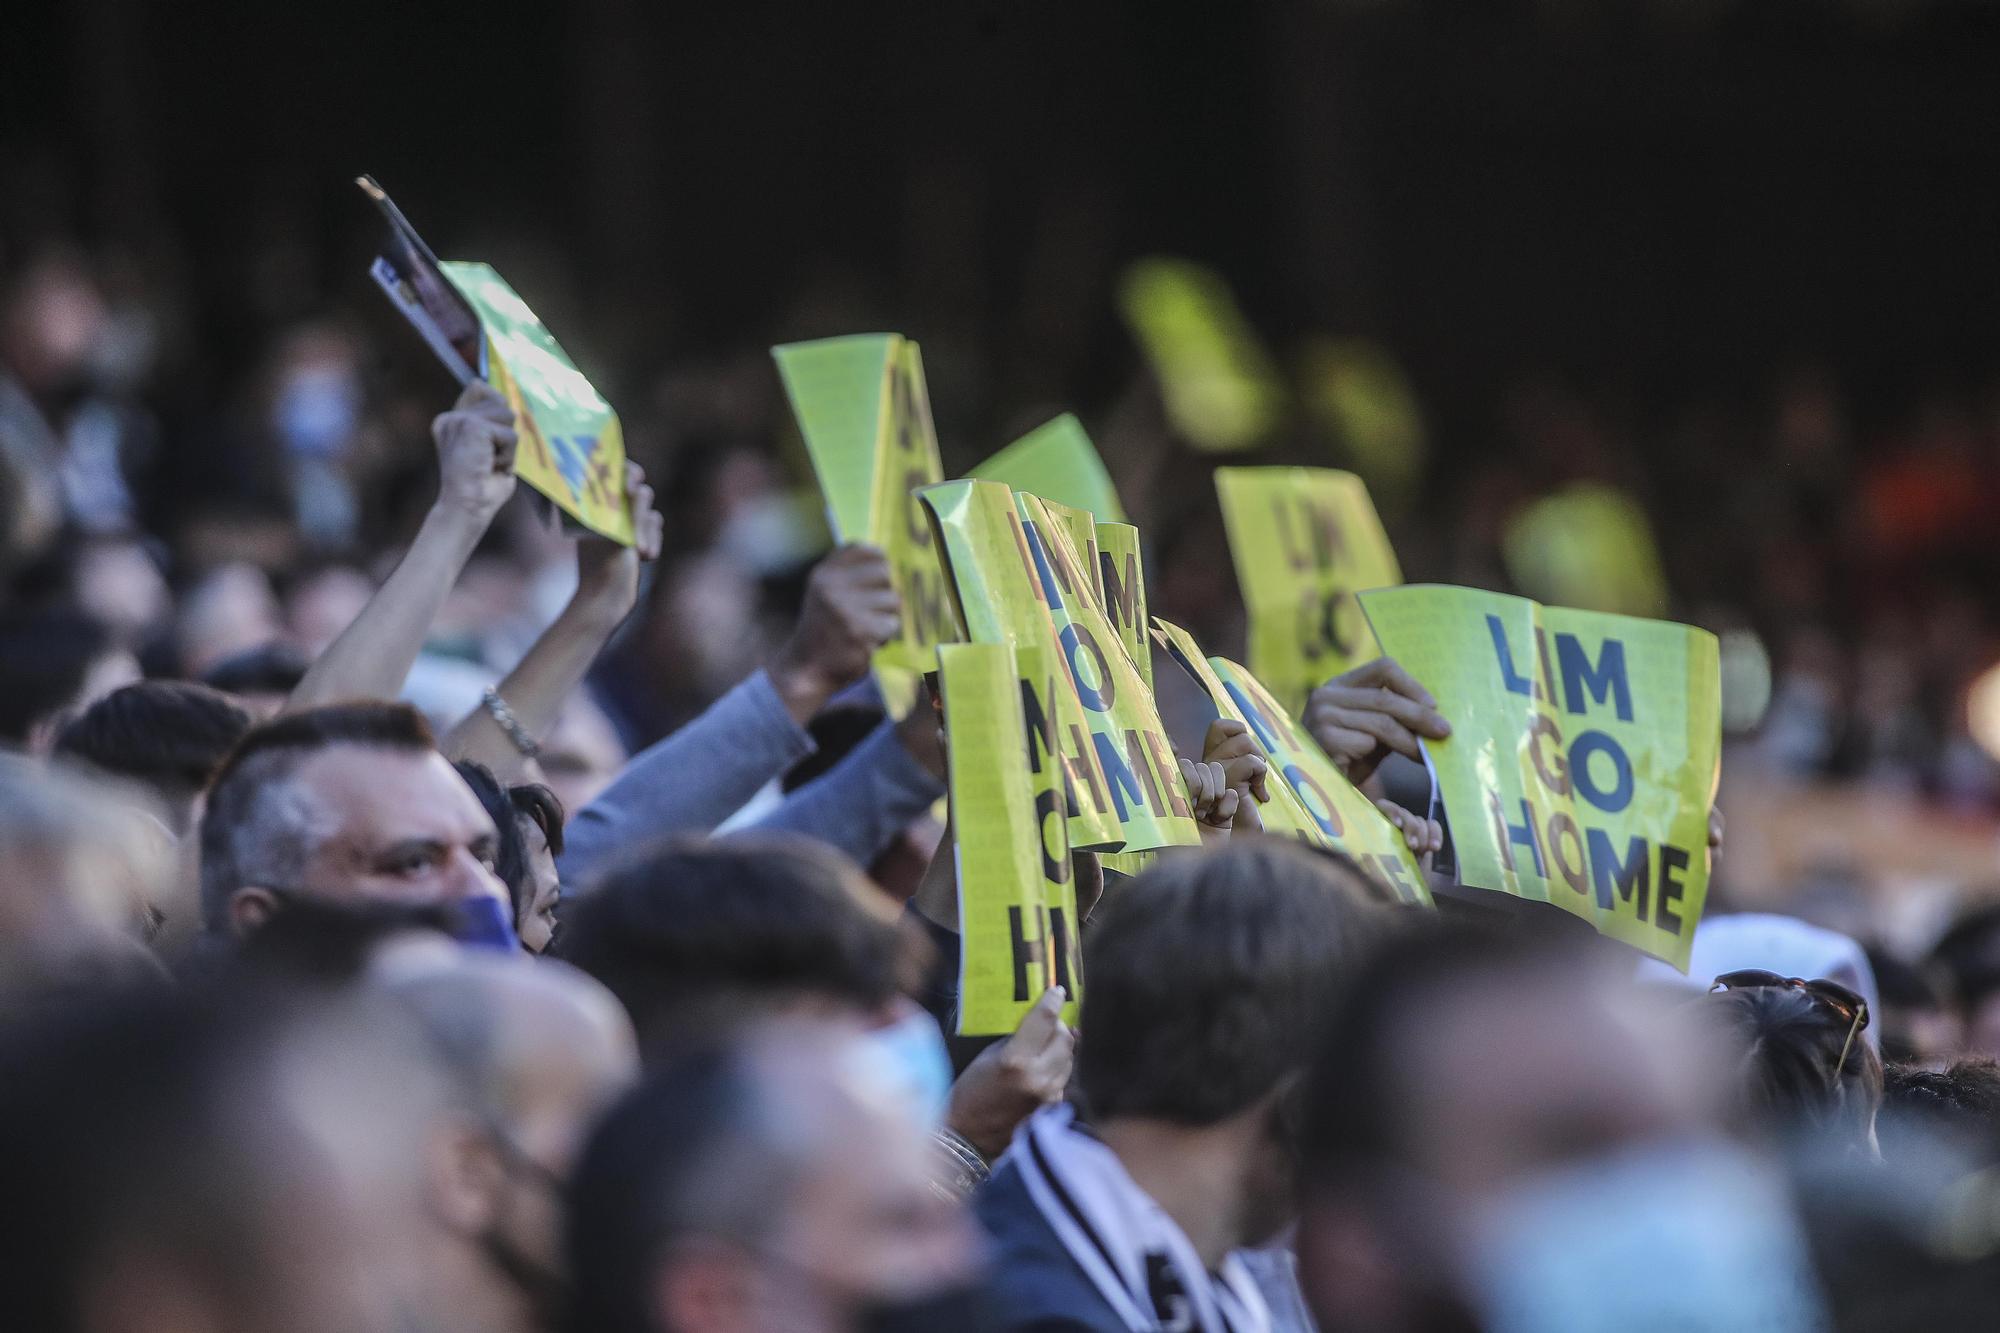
[443,462,663,782]
[557,543,900,890]
[287,381,519,711]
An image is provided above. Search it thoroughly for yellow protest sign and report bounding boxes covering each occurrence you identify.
[941,642,1082,1035]
[772,334,959,716]
[921,480,1122,852]
[970,414,1127,523]
[1152,618,1434,907]
[921,479,1200,853]
[1090,522,1152,878]
[1359,585,1720,969]
[357,180,634,543]
[1095,523,1150,691]
[1216,466,1402,717]
[1502,483,1669,619]
[1014,492,1201,854]
[1118,257,1285,453]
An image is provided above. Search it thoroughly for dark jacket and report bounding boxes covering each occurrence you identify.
[973,1153,1131,1332]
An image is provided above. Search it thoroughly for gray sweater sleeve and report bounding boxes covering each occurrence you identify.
[738,718,945,865]
[558,669,815,890]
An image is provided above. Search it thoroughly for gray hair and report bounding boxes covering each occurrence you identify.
[196,747,336,933]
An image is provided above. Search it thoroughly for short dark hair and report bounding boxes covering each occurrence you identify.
[1879,1058,2000,1167]
[1702,983,1883,1154]
[553,835,909,1054]
[54,680,251,811]
[566,1044,785,1333]
[0,606,115,743]
[198,702,437,932]
[1298,920,1545,1183]
[200,643,309,698]
[1075,841,1387,1125]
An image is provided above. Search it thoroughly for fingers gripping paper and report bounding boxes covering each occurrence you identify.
[1359,586,1720,969]
[772,334,959,717]
[1152,618,1433,907]
[1216,467,1402,717]
[920,480,1199,854]
[942,642,1082,1035]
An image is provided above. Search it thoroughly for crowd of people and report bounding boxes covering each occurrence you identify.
[11,228,2000,1333]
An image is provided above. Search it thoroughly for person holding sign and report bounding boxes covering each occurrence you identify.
[977,842,1388,1333]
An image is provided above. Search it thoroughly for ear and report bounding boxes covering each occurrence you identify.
[228,886,282,936]
[423,1121,508,1237]
[654,1238,759,1333]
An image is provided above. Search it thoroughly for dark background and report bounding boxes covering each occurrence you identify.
[12,0,2000,443]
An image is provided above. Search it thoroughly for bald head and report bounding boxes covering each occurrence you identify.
[376,955,636,1163]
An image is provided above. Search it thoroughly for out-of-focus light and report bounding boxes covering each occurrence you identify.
[1965,662,2000,764]
[1719,628,1772,734]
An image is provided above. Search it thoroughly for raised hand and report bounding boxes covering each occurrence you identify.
[944,986,1075,1159]
[1305,657,1451,786]
[574,461,664,622]
[1179,756,1240,846]
[431,380,519,524]
[770,544,902,723]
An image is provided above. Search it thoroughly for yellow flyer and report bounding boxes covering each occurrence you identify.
[1152,619,1433,907]
[771,333,959,716]
[920,480,1122,851]
[1502,483,1669,619]
[357,179,633,543]
[1090,522,1152,877]
[970,414,1127,523]
[941,642,1081,1035]
[1359,585,1720,969]
[1014,492,1201,853]
[1215,466,1402,716]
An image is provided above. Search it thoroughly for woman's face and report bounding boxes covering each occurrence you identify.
[515,815,562,954]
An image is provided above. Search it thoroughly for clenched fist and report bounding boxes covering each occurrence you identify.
[431,380,520,524]
[771,543,902,723]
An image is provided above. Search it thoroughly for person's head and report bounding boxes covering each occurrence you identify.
[0,985,409,1333]
[53,680,252,834]
[566,1022,985,1333]
[1702,973,1884,1159]
[1930,903,2000,1061]
[554,835,910,1055]
[198,702,508,940]
[1879,1058,2000,1170]
[1075,841,1389,1246]
[1867,946,1960,1065]
[1296,923,1789,1333]
[536,695,626,815]
[201,641,310,719]
[0,753,171,994]
[452,761,566,954]
[375,954,637,1327]
[510,783,564,953]
[0,605,139,752]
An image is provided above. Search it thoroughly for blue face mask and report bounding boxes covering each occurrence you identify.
[450,895,522,954]
[859,1006,955,1130]
[1463,1140,1828,1333]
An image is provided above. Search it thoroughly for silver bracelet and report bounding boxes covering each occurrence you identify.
[480,687,542,759]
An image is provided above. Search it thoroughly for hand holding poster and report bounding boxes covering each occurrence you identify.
[772,334,959,716]
[941,641,1081,1035]
[1152,618,1434,907]
[358,177,634,544]
[1359,585,1720,969]
[1215,467,1401,717]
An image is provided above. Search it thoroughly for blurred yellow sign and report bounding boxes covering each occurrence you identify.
[971,414,1126,524]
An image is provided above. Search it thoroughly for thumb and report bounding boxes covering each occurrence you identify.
[1012,985,1067,1047]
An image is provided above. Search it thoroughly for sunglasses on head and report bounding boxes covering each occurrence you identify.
[1709,969,1871,1080]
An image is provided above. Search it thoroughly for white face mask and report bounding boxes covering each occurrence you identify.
[1462,1140,1829,1333]
[856,1006,955,1131]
